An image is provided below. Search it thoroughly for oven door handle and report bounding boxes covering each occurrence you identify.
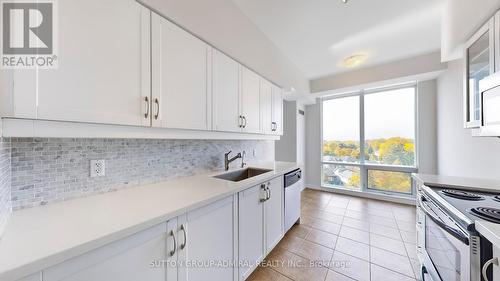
[419,196,470,245]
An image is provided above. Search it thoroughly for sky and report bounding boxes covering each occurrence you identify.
[322,87,415,141]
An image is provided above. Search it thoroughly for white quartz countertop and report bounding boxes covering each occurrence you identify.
[413,173,500,193]
[0,161,299,281]
[476,220,500,247]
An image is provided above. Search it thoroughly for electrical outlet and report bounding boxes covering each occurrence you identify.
[90,160,106,177]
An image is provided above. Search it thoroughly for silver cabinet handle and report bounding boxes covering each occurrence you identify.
[154,98,160,120]
[144,97,149,119]
[266,182,271,200]
[180,224,187,250]
[169,230,177,257]
[260,184,267,202]
[238,116,243,128]
[242,116,247,128]
[482,257,498,281]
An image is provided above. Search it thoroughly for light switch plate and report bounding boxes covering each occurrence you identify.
[90,160,106,177]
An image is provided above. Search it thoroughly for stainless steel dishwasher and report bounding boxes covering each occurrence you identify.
[284,168,303,232]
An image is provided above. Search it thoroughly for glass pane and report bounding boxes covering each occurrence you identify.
[365,88,416,166]
[322,96,360,163]
[322,164,361,190]
[468,31,491,122]
[367,170,412,194]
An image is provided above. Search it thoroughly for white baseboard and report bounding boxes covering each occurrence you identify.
[304,184,415,205]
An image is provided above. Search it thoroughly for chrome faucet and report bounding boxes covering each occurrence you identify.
[241,151,246,168]
[224,150,242,171]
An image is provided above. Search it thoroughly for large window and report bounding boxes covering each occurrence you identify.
[321,85,417,195]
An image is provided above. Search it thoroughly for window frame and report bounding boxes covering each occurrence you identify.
[320,83,418,197]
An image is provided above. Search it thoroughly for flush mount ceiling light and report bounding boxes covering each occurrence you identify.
[341,0,349,3]
[342,54,367,68]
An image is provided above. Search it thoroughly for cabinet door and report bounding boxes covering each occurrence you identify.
[152,13,210,130]
[43,223,168,281]
[272,86,284,135]
[240,67,261,133]
[265,177,284,252]
[238,185,265,280]
[260,79,273,134]
[35,0,150,126]
[213,50,241,132]
[178,196,236,281]
[495,11,500,72]
[464,18,495,128]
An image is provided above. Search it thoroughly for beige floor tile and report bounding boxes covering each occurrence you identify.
[287,224,312,239]
[370,247,415,278]
[325,270,356,281]
[344,209,369,221]
[397,220,417,232]
[277,233,304,253]
[410,258,422,280]
[247,266,293,281]
[335,237,370,261]
[299,215,315,227]
[367,215,398,229]
[370,233,407,256]
[296,240,334,262]
[301,207,323,218]
[339,225,370,244]
[342,217,370,232]
[369,223,401,239]
[311,219,342,235]
[317,211,344,224]
[370,264,416,281]
[404,242,419,260]
[400,230,417,244]
[305,228,338,249]
[330,251,370,281]
[268,247,329,281]
[367,208,394,219]
[323,205,347,215]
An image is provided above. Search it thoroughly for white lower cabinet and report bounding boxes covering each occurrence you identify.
[177,196,238,281]
[43,223,169,281]
[238,176,284,280]
[32,178,285,281]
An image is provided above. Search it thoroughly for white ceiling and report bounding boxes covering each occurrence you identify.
[231,0,443,79]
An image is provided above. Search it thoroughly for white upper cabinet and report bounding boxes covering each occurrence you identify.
[464,17,495,129]
[34,0,151,126]
[264,177,284,252]
[151,13,210,130]
[240,67,261,134]
[272,85,284,135]
[260,79,273,134]
[212,50,241,132]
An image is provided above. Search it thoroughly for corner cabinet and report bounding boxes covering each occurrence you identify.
[464,17,495,129]
[11,0,151,126]
[238,176,284,280]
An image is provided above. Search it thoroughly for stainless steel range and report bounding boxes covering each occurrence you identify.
[416,184,497,281]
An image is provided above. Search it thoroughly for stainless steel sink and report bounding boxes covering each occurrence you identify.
[213,168,273,182]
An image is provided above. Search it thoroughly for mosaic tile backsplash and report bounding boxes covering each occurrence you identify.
[9,138,274,210]
[0,138,11,235]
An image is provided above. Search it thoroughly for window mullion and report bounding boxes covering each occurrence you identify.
[359,92,366,191]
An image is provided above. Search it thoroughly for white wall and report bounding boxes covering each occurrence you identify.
[305,102,321,187]
[305,82,438,188]
[437,60,500,180]
[441,0,500,61]
[275,101,297,162]
[417,80,438,174]
[139,0,309,95]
